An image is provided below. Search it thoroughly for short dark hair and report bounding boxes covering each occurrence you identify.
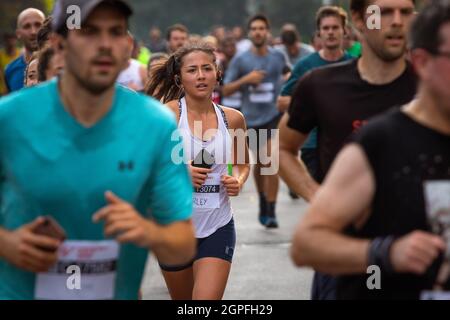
[37,16,53,50]
[350,0,416,15]
[166,24,189,41]
[316,6,348,30]
[247,14,270,30]
[409,0,450,54]
[281,29,299,46]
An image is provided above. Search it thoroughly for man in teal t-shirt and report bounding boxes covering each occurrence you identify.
[0,0,195,300]
[277,5,353,182]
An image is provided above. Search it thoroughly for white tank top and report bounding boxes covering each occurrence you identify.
[178,97,233,238]
[117,59,145,91]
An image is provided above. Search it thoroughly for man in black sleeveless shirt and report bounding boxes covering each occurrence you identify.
[290,0,450,300]
[279,0,417,299]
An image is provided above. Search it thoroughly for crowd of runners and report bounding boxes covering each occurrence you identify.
[0,0,449,300]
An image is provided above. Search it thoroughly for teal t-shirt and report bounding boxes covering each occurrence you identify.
[0,79,193,299]
[281,52,353,149]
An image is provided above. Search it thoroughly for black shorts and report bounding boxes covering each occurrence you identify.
[159,218,236,272]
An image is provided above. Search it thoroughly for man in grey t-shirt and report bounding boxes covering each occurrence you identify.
[223,14,288,229]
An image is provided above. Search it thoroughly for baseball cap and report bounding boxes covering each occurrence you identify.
[52,0,133,34]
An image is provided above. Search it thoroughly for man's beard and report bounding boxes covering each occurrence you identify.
[72,69,117,95]
[252,39,266,48]
[367,36,406,62]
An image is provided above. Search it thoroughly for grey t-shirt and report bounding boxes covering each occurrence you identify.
[224,48,286,128]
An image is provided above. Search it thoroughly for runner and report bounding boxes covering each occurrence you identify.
[0,33,21,95]
[277,6,353,183]
[279,0,417,299]
[166,24,189,54]
[24,53,38,87]
[147,41,250,300]
[274,24,314,69]
[0,0,196,300]
[291,0,450,299]
[223,14,288,228]
[4,8,45,92]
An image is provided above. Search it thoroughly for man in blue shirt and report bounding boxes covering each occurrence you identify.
[277,6,353,183]
[223,14,289,229]
[0,0,195,300]
[4,8,45,93]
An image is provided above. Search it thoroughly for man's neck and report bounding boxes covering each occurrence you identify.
[357,45,407,85]
[319,47,345,62]
[59,73,115,127]
[252,45,268,56]
[404,87,450,136]
[24,48,35,63]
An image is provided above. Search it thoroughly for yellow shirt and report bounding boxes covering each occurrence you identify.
[0,48,21,95]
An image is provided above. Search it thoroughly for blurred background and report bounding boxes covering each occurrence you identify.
[0,0,351,44]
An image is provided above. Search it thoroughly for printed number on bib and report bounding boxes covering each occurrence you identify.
[194,173,220,209]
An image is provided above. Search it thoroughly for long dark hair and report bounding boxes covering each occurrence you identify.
[145,40,217,103]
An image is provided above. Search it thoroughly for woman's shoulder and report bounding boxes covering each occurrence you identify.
[218,105,246,130]
[165,100,181,118]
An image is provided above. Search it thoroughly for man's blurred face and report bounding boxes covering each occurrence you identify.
[59,4,130,94]
[355,0,415,61]
[249,19,269,48]
[168,30,188,53]
[318,16,345,51]
[416,23,450,117]
[16,11,44,53]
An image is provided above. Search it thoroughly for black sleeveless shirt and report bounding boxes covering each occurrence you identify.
[337,108,450,299]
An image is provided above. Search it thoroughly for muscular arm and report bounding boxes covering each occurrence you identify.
[291,144,374,275]
[278,113,319,202]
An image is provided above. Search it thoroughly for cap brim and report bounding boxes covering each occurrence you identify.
[83,0,133,22]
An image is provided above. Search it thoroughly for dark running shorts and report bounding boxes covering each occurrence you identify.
[159,217,236,272]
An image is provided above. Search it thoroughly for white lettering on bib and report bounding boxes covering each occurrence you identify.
[249,82,274,103]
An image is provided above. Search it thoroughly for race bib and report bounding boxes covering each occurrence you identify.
[222,92,242,109]
[35,240,119,300]
[193,173,221,209]
[249,82,274,103]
